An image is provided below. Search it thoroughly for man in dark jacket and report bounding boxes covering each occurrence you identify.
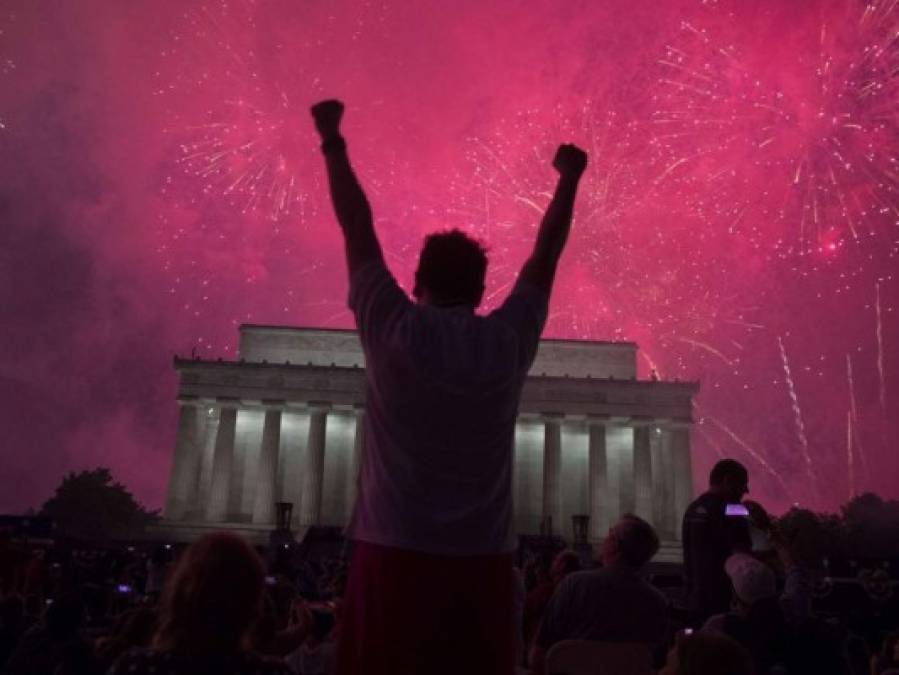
[682,459,751,624]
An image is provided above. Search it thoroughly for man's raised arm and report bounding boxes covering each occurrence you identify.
[518,144,588,295]
[310,99,384,272]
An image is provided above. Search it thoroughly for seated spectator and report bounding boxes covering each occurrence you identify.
[3,592,99,675]
[873,630,899,675]
[522,549,580,647]
[702,553,791,675]
[286,604,336,675]
[529,515,668,675]
[845,634,870,675]
[94,607,156,672]
[771,507,828,626]
[659,631,753,675]
[109,533,293,675]
[145,545,170,600]
[512,566,527,665]
[744,500,775,555]
[254,595,314,658]
[0,595,31,670]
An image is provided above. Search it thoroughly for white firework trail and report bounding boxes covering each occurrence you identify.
[847,410,856,500]
[875,281,886,412]
[777,336,817,496]
[695,423,726,460]
[845,353,869,480]
[702,411,789,495]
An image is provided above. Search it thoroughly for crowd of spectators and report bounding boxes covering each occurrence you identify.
[0,534,347,675]
[1,466,898,675]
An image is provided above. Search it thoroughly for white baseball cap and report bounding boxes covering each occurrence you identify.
[724,553,776,604]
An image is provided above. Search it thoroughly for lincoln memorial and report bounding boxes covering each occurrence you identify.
[159,325,698,556]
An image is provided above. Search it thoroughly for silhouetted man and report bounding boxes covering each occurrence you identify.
[530,514,669,674]
[682,459,752,624]
[310,99,587,675]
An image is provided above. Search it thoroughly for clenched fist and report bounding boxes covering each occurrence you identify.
[552,144,588,178]
[310,99,344,140]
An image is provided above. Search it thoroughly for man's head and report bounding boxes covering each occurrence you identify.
[709,459,749,503]
[413,229,488,309]
[600,514,660,570]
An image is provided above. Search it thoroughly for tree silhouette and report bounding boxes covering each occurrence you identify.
[39,467,158,541]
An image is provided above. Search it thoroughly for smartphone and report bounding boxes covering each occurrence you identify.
[117,584,132,594]
[726,503,749,517]
[265,575,277,586]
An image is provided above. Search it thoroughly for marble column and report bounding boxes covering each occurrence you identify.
[587,418,609,541]
[670,425,694,540]
[345,406,365,521]
[542,414,562,536]
[660,427,678,538]
[650,425,676,538]
[300,405,329,527]
[205,406,238,522]
[164,401,203,521]
[633,425,654,523]
[252,406,282,525]
[197,406,219,515]
[614,424,636,516]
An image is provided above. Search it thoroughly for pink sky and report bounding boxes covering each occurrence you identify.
[1,0,896,514]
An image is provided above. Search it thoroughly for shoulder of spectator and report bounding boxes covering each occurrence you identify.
[490,277,549,314]
[684,499,712,521]
[553,569,587,598]
[701,613,729,633]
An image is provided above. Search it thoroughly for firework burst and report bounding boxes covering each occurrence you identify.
[649,0,899,259]
[157,0,325,222]
[0,7,17,131]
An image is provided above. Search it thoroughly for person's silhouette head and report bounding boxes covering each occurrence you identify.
[709,459,749,503]
[154,532,265,657]
[599,514,660,570]
[413,230,487,309]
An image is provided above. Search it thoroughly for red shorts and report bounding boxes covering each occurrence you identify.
[336,541,516,675]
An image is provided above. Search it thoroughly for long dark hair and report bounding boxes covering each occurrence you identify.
[153,533,265,656]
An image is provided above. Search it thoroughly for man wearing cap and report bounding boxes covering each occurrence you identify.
[702,553,790,675]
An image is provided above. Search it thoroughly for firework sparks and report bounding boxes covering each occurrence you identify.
[846,351,869,481]
[778,335,817,495]
[677,337,734,366]
[695,422,726,460]
[649,1,899,259]
[703,413,789,495]
[36,0,891,512]
[876,280,887,411]
[847,409,855,499]
[0,7,16,131]
[157,0,326,222]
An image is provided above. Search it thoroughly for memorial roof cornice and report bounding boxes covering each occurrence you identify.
[173,356,699,391]
[238,323,638,349]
